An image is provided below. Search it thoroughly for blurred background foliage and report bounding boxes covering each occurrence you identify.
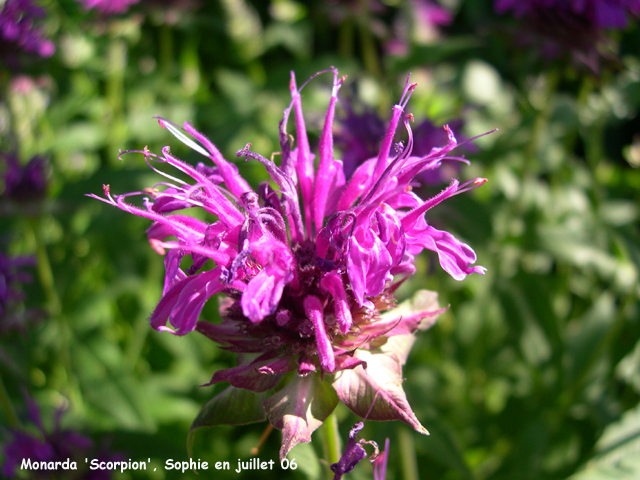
[1,0,639,479]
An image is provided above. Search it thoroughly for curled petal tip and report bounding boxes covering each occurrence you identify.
[156,325,177,334]
[236,143,252,158]
[475,178,488,186]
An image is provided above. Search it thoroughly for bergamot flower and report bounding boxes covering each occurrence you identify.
[89,69,487,458]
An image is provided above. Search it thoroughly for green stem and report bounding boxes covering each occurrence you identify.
[27,218,82,409]
[106,36,126,162]
[320,412,341,479]
[525,70,559,175]
[0,376,19,428]
[398,427,419,480]
[358,0,380,77]
[338,18,355,59]
[160,24,174,77]
[28,218,60,315]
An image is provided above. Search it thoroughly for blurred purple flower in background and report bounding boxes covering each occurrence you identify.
[1,153,49,202]
[0,0,55,60]
[495,0,640,29]
[495,0,640,69]
[336,102,473,184]
[90,69,487,457]
[0,249,36,333]
[76,0,140,15]
[335,103,387,179]
[2,397,121,479]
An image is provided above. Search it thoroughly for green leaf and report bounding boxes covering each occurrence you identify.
[567,404,640,480]
[287,442,321,480]
[187,386,267,458]
[332,349,428,435]
[263,373,339,460]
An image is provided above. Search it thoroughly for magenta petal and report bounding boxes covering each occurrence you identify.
[242,269,278,322]
[162,250,186,295]
[371,104,404,183]
[290,73,315,237]
[241,239,294,322]
[149,276,190,331]
[334,355,367,371]
[320,271,353,333]
[182,121,253,198]
[297,354,317,376]
[313,71,342,232]
[303,295,335,373]
[203,353,295,392]
[347,228,393,307]
[337,158,376,211]
[373,438,390,480]
[150,268,224,335]
[408,225,486,281]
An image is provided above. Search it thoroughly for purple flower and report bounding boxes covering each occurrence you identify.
[90,69,487,458]
[495,0,640,29]
[2,397,121,479]
[330,421,389,480]
[335,103,388,179]
[495,0,640,69]
[0,249,37,332]
[76,0,140,15]
[0,0,55,60]
[336,103,473,184]
[1,153,49,202]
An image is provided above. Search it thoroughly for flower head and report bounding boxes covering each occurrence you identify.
[90,69,487,457]
[0,0,55,60]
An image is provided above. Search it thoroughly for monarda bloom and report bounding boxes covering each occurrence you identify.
[90,69,486,458]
